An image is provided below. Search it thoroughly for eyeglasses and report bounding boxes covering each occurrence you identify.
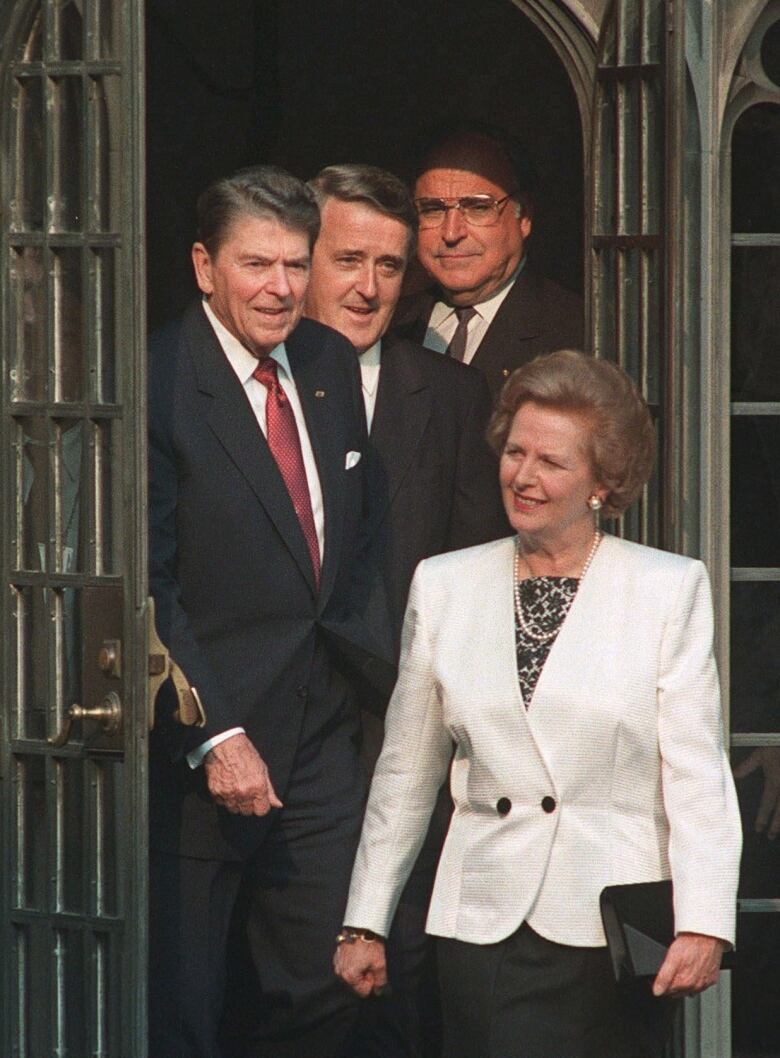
[414,191,518,229]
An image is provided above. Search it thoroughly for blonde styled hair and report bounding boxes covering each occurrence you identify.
[487,349,656,518]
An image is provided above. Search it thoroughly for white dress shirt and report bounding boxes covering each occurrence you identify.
[188,300,325,768]
[358,341,382,432]
[423,258,526,363]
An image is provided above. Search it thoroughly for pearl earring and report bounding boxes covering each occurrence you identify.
[587,495,603,511]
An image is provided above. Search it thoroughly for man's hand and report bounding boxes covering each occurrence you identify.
[204,733,282,816]
[733,746,780,839]
[334,938,387,998]
[652,932,727,997]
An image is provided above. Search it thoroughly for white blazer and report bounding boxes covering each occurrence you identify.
[345,534,742,948]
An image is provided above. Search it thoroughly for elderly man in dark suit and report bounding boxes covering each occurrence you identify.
[304,163,508,1058]
[391,126,584,400]
[147,165,392,1058]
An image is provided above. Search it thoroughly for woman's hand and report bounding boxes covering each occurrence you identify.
[334,937,388,997]
[652,932,728,997]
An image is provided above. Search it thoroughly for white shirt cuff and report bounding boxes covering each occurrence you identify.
[186,727,246,769]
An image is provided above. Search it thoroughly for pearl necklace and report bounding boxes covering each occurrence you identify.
[513,530,602,644]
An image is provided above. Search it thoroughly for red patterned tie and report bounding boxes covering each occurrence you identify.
[252,357,321,588]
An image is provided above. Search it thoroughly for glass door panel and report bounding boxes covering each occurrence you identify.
[729,96,780,1058]
[0,0,147,1055]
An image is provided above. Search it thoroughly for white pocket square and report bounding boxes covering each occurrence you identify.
[345,450,361,470]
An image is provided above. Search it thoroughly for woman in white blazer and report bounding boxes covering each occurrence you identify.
[334,350,742,1058]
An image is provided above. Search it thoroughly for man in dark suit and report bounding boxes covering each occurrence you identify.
[304,164,508,1058]
[391,126,584,401]
[147,165,392,1058]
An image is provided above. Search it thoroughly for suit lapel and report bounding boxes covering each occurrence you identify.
[369,341,431,527]
[389,291,435,345]
[185,303,318,595]
[470,267,542,378]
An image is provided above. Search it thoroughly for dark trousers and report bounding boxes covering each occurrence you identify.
[438,923,680,1058]
[149,720,364,1058]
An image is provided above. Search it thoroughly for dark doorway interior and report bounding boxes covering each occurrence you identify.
[145,0,583,330]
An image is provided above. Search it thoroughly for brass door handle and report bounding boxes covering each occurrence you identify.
[48,691,122,748]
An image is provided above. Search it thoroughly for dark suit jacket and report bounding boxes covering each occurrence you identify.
[148,301,393,859]
[358,337,509,782]
[391,266,585,401]
[370,336,509,646]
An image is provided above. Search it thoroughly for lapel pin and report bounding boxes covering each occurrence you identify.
[315,389,326,398]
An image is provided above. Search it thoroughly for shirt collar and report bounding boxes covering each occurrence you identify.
[430,256,526,328]
[358,340,382,396]
[202,298,291,383]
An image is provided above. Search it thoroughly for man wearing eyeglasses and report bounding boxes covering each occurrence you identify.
[391,125,584,400]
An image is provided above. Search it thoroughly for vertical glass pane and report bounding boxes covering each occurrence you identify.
[735,754,780,897]
[15,755,48,910]
[54,0,83,61]
[90,931,113,1053]
[593,247,616,360]
[94,761,121,917]
[617,79,640,234]
[730,247,780,401]
[12,925,29,1058]
[18,10,44,62]
[641,248,661,403]
[641,76,663,234]
[617,247,640,374]
[53,586,82,728]
[51,76,84,232]
[92,419,120,574]
[92,249,117,403]
[599,9,616,67]
[730,418,780,567]
[10,246,48,402]
[730,582,780,733]
[13,76,45,231]
[87,77,118,232]
[733,913,780,1057]
[53,249,85,402]
[11,585,49,742]
[13,923,53,1058]
[641,0,664,64]
[594,80,616,234]
[53,930,88,1055]
[55,759,86,913]
[16,416,51,573]
[761,18,780,88]
[731,103,780,234]
[53,420,84,573]
[616,0,641,66]
[92,0,120,61]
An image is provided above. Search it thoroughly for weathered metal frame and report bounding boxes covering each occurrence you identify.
[0,0,147,1053]
[684,2,780,1055]
[590,0,668,550]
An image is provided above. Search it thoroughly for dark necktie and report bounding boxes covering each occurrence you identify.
[445,306,477,361]
[252,358,321,588]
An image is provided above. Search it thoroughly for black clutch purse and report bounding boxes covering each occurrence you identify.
[599,879,735,982]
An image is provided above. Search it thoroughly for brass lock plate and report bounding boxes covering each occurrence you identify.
[80,585,124,753]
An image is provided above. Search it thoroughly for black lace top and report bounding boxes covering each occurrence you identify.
[514,577,578,707]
